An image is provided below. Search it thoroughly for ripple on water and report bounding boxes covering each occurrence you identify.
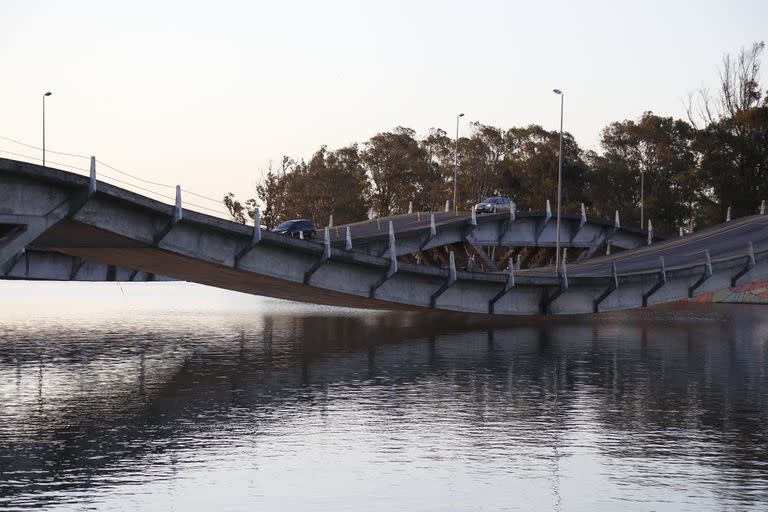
[0,285,767,511]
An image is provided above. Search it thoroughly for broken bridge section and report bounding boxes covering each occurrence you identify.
[2,157,767,317]
[331,202,661,273]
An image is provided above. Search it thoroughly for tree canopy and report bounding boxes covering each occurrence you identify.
[225,42,767,235]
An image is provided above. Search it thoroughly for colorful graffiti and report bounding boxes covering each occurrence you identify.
[690,279,768,304]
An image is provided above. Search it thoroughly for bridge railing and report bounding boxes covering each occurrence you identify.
[0,134,234,222]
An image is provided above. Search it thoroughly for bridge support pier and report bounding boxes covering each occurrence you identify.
[370,222,398,298]
[535,199,552,242]
[430,252,457,307]
[0,163,99,273]
[642,257,667,307]
[1,249,26,276]
[466,238,498,272]
[570,203,588,242]
[731,243,756,287]
[154,185,183,244]
[593,262,619,313]
[419,214,438,251]
[304,227,332,285]
[540,260,568,315]
[688,251,713,297]
[234,209,263,267]
[488,265,515,314]
[497,203,516,245]
[69,257,86,280]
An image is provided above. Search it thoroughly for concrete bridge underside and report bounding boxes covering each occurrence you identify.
[2,158,767,316]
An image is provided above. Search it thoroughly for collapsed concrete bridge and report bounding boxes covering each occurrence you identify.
[1,157,767,315]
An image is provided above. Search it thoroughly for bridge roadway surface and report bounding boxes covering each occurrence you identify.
[534,214,768,277]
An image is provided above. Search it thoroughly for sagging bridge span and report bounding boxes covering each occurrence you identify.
[1,158,766,315]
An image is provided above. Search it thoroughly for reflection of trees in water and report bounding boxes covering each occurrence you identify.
[583,318,768,502]
[0,307,767,507]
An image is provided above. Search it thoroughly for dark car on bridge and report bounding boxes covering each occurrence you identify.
[272,219,317,239]
[474,197,512,214]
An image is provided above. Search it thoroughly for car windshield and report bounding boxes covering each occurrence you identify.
[276,221,298,230]
[483,197,506,204]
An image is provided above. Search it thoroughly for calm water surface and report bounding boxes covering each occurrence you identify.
[1,283,767,511]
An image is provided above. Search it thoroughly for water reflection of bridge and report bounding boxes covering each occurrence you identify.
[1,306,767,507]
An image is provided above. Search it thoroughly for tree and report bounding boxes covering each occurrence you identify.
[257,145,370,227]
[688,41,768,221]
[417,128,454,211]
[363,127,427,216]
[596,112,698,233]
[223,192,247,224]
[696,107,768,220]
[583,150,636,221]
[500,125,588,213]
[687,41,766,127]
[255,157,293,229]
[456,123,510,209]
[325,144,371,223]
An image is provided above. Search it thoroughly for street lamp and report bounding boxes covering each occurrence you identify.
[640,169,645,229]
[453,113,464,215]
[42,91,52,167]
[553,89,564,274]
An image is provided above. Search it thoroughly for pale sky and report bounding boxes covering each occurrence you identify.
[1,0,766,214]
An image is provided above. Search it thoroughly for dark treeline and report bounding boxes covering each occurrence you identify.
[225,42,768,234]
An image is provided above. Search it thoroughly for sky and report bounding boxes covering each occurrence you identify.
[1,0,767,215]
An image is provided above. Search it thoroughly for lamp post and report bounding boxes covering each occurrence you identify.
[640,169,645,229]
[42,91,52,166]
[553,89,564,274]
[453,112,464,215]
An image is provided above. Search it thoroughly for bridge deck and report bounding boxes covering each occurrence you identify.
[2,157,767,315]
[529,215,768,277]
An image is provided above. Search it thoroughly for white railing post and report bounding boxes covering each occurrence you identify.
[174,185,182,222]
[647,219,653,245]
[705,249,712,274]
[388,221,397,274]
[507,261,515,289]
[89,156,97,195]
[561,257,568,289]
[252,208,262,243]
[345,226,352,250]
